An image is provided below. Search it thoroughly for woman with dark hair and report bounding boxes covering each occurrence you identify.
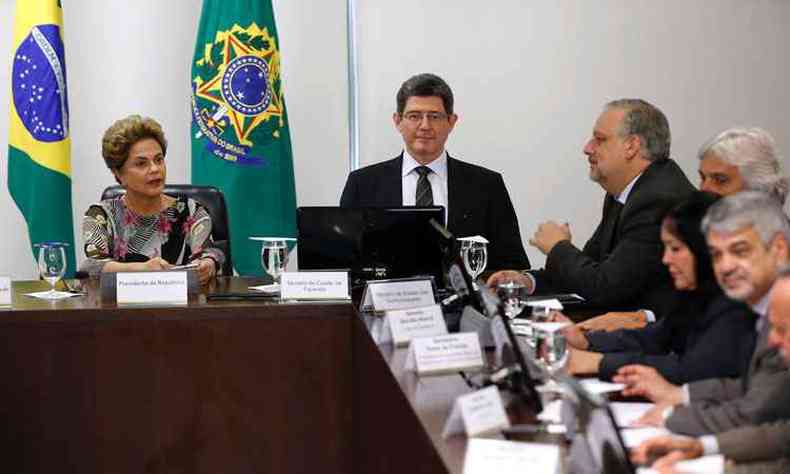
[557,191,757,384]
[80,115,224,284]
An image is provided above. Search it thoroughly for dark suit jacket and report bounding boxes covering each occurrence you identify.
[666,319,790,436]
[588,293,756,384]
[340,154,529,271]
[534,158,694,317]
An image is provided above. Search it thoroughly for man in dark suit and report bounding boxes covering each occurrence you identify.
[489,99,694,321]
[632,263,790,473]
[340,73,529,271]
[615,192,790,436]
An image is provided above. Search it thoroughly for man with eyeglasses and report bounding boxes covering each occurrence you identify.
[340,73,529,271]
[488,99,694,324]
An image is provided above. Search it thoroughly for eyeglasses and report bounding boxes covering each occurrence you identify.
[400,111,449,124]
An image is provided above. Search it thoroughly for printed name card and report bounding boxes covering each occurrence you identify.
[0,277,10,306]
[404,332,484,376]
[361,278,435,312]
[442,385,510,438]
[382,304,447,346]
[116,272,188,304]
[462,438,561,474]
[280,272,349,300]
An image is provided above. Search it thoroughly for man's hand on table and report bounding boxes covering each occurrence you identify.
[613,365,683,406]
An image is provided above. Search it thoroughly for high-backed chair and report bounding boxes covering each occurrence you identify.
[100,184,233,275]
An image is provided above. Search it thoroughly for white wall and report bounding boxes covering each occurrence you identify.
[0,0,349,278]
[2,1,790,278]
[356,0,790,268]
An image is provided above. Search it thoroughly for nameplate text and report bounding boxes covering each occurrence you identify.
[442,385,510,438]
[280,272,349,300]
[404,332,484,376]
[385,304,447,347]
[363,279,435,312]
[116,272,188,304]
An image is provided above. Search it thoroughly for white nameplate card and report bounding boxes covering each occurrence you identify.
[381,304,447,346]
[280,272,349,300]
[404,332,484,376]
[116,272,187,304]
[361,278,435,312]
[462,438,561,474]
[0,277,10,306]
[442,385,510,438]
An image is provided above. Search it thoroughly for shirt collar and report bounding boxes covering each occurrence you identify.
[752,287,772,319]
[402,149,448,180]
[615,172,643,205]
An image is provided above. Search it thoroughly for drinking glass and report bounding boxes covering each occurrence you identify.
[460,240,488,280]
[534,326,569,379]
[495,281,528,319]
[36,243,67,299]
[260,238,289,284]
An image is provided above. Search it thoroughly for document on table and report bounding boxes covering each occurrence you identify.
[636,455,724,474]
[620,427,670,447]
[610,402,654,427]
[579,378,626,395]
[463,438,560,474]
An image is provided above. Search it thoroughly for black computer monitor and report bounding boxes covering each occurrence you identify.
[296,206,446,286]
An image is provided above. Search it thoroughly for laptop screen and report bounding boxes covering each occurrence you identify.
[296,206,446,286]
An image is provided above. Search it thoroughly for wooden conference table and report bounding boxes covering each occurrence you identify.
[0,277,543,474]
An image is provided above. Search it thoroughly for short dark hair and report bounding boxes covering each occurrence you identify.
[606,99,670,162]
[396,73,454,115]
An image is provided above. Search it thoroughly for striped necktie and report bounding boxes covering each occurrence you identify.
[415,166,434,206]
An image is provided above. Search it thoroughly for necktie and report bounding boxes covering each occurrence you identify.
[415,166,434,207]
[603,196,624,254]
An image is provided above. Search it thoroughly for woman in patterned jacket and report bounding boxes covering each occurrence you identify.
[80,115,224,284]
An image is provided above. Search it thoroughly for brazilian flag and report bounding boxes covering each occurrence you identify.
[191,0,297,276]
[7,0,76,276]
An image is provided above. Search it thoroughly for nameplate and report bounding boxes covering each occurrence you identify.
[0,277,10,306]
[361,278,435,312]
[116,272,188,304]
[280,272,349,300]
[382,305,447,347]
[463,438,561,474]
[404,332,484,376]
[442,385,510,438]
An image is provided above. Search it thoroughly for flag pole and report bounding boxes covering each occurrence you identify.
[346,0,360,172]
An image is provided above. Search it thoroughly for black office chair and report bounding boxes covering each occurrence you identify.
[101,184,234,275]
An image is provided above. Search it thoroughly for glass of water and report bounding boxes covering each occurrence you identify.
[36,242,68,299]
[460,240,488,280]
[533,324,569,379]
[496,281,528,319]
[260,238,289,284]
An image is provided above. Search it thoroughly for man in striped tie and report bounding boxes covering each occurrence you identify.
[340,73,529,272]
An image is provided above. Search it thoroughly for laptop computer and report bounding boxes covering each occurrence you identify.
[296,206,446,286]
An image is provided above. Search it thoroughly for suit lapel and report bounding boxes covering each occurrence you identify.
[446,156,464,230]
[382,154,404,206]
[744,319,772,391]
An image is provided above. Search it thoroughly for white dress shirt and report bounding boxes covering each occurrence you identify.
[401,150,449,217]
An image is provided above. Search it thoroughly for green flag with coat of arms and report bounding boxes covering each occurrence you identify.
[191,0,296,276]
